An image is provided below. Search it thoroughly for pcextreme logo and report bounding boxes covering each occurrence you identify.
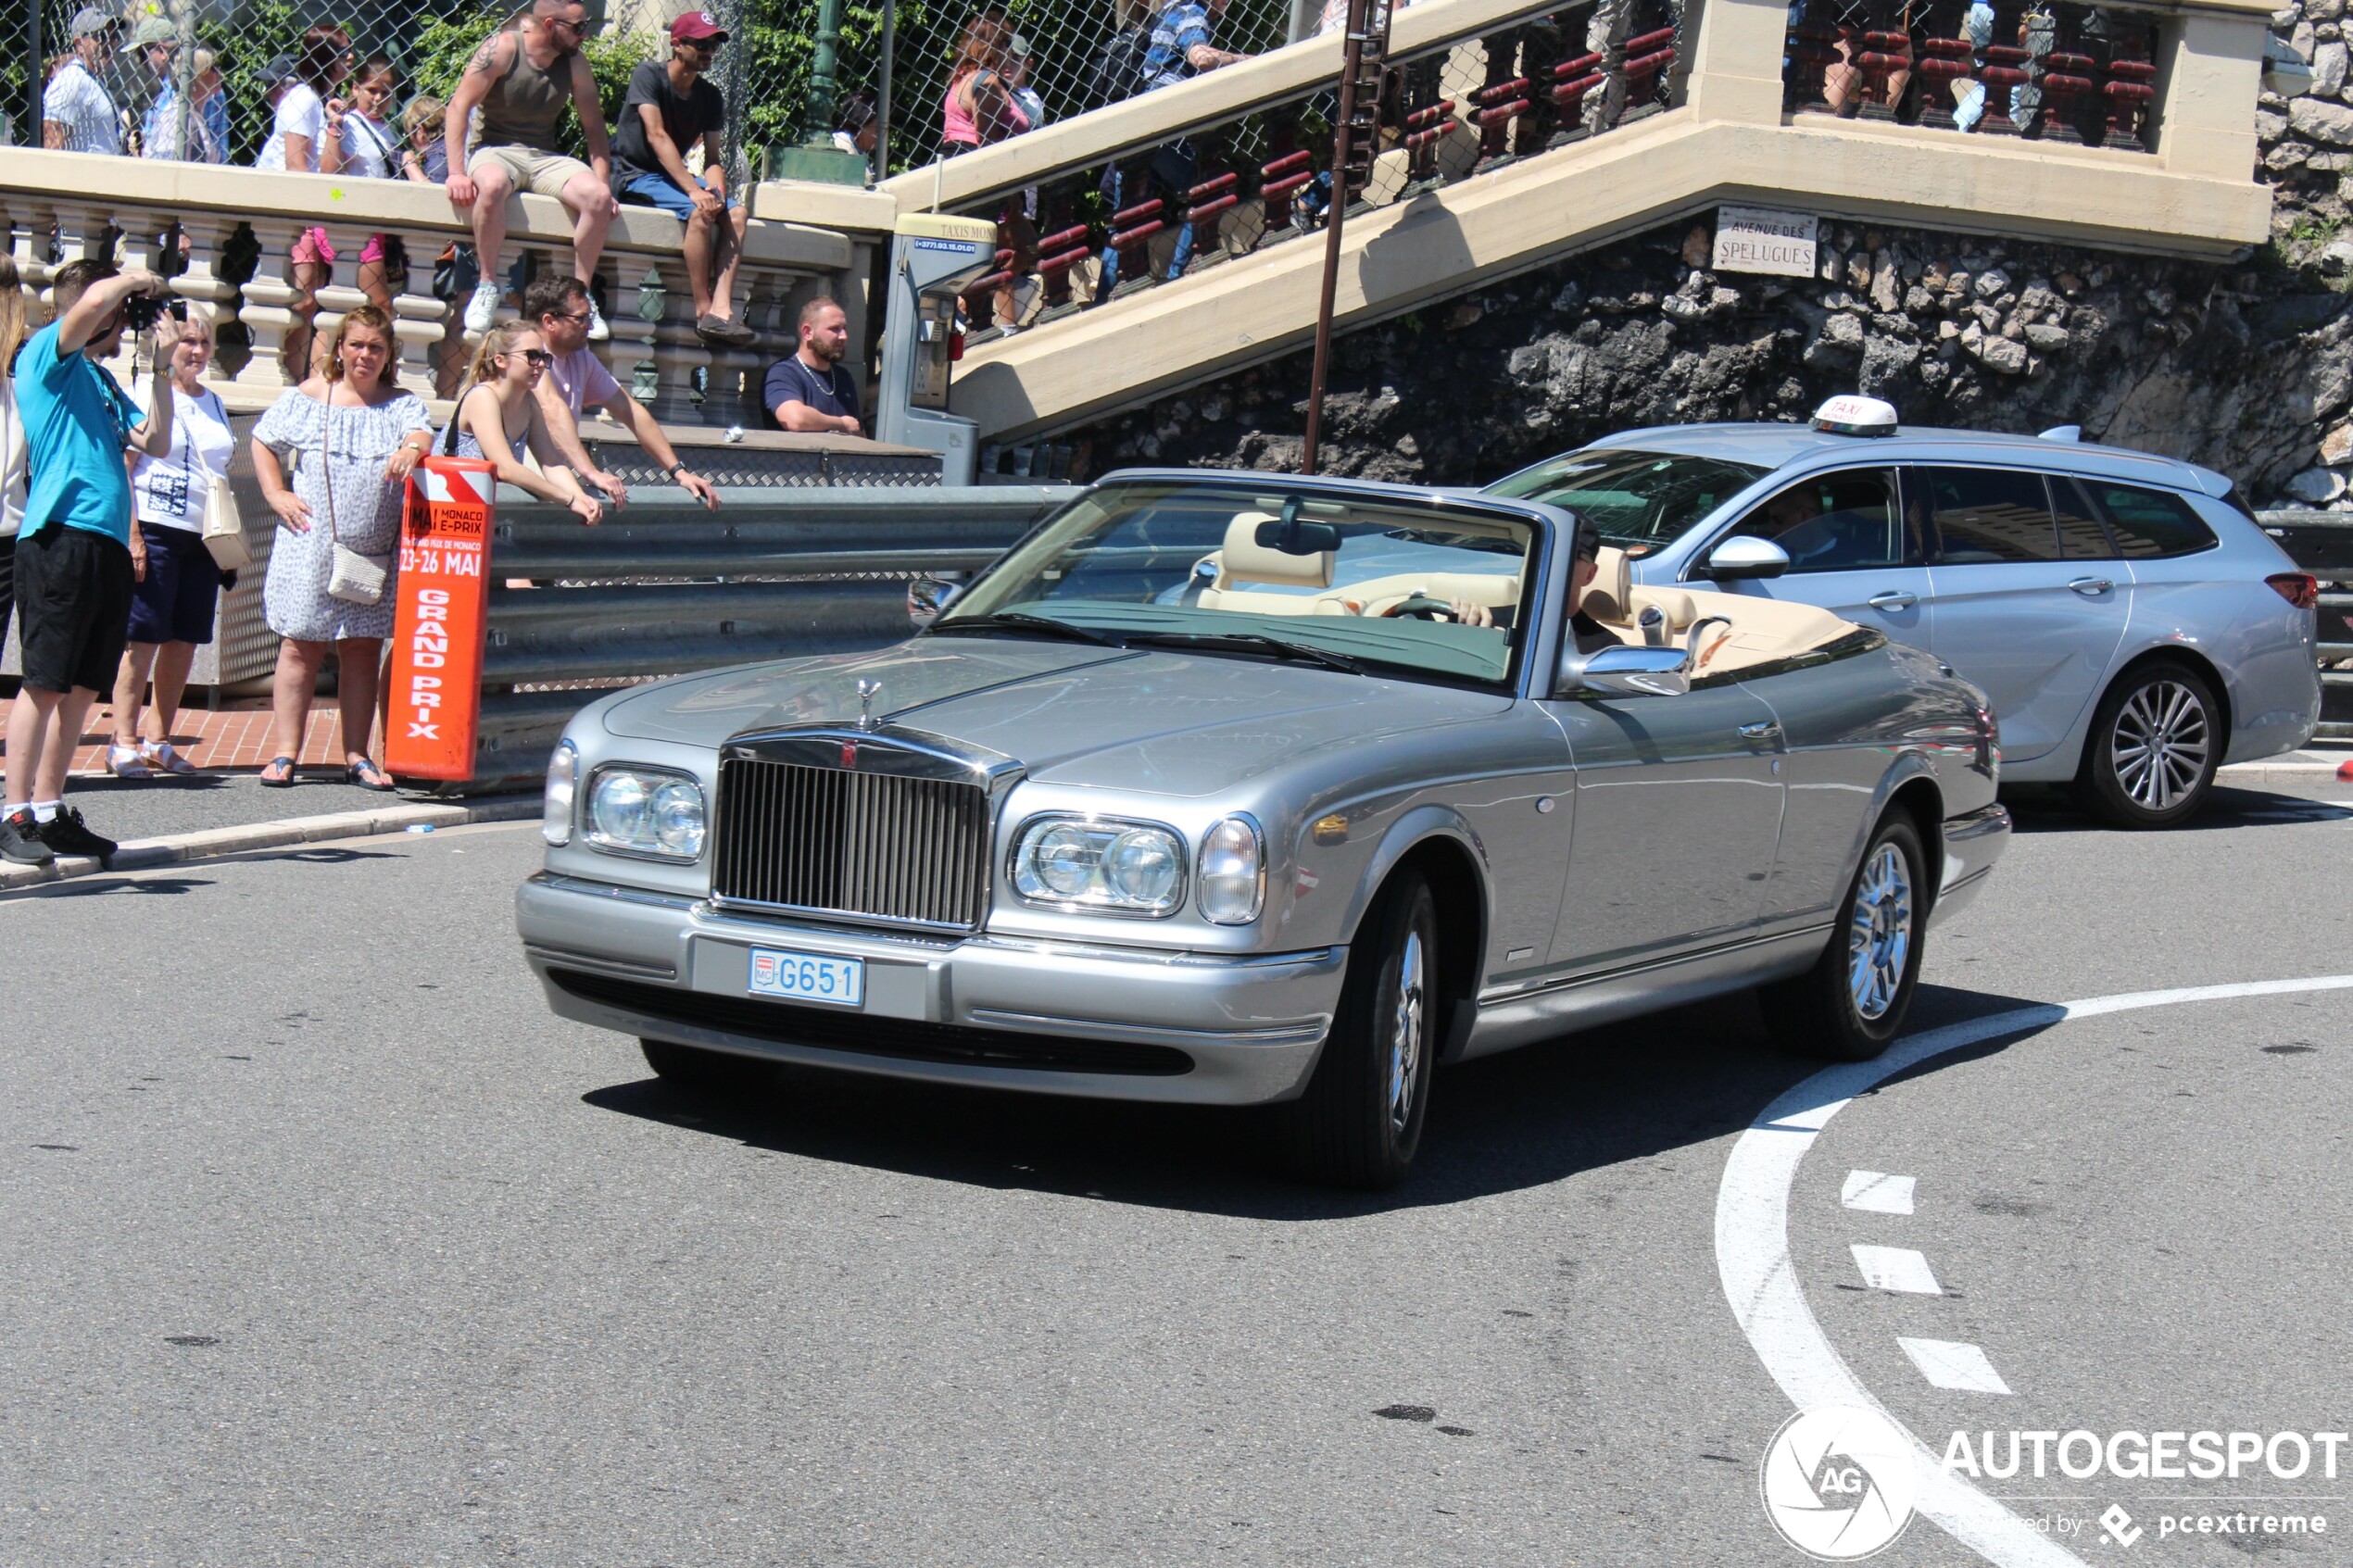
[1761,1405,1919,1561]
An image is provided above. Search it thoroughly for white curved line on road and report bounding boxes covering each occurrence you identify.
[1715,974,2353,1568]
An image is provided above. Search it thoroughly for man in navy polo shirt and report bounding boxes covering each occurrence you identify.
[4,260,182,868]
[763,298,862,435]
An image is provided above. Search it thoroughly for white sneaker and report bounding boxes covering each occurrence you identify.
[585,296,610,342]
[463,280,501,335]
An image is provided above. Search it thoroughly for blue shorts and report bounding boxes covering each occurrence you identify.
[126,524,220,646]
[619,171,740,222]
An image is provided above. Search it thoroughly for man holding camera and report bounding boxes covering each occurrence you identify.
[3,261,182,868]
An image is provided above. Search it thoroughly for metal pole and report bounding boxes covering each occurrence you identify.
[172,0,195,164]
[1302,0,1370,477]
[808,0,841,142]
[875,0,894,181]
[718,0,746,183]
[28,0,45,146]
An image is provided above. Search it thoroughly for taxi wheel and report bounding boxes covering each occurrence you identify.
[1275,871,1438,1191]
[2070,660,2221,830]
[640,1037,774,1096]
[1758,814,1925,1062]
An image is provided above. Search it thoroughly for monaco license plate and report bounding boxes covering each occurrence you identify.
[748,947,864,1008]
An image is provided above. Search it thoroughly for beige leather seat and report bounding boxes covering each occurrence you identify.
[1202,510,1520,618]
[1576,543,1858,673]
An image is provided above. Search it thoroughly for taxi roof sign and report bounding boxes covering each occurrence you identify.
[1812,395,1899,437]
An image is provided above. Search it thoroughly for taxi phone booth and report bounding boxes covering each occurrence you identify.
[875,213,999,486]
[384,457,497,782]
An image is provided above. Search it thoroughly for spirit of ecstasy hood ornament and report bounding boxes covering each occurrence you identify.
[856,678,882,732]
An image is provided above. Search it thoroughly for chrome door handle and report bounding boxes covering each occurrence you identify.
[1738,720,1782,741]
[2068,576,2114,596]
[1867,591,1918,610]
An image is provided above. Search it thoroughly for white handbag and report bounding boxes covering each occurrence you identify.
[321,401,390,607]
[191,391,251,572]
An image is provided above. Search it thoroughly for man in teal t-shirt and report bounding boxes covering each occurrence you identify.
[2,258,181,870]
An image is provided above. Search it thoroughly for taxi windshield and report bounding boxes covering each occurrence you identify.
[932,482,1541,687]
[1486,448,1766,553]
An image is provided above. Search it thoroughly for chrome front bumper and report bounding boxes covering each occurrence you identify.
[1930,803,2011,927]
[515,872,1346,1105]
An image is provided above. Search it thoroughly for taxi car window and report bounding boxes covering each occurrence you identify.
[1731,468,1914,572]
[1918,467,2063,563]
[936,483,1540,689]
[1484,449,1766,554]
[2081,480,2221,558]
[2051,475,2117,559]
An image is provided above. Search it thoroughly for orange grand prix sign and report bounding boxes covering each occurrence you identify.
[384,458,497,781]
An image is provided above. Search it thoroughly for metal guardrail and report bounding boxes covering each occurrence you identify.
[456,483,1078,792]
[2259,510,2353,742]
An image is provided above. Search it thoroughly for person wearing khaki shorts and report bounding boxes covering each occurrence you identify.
[443,0,621,342]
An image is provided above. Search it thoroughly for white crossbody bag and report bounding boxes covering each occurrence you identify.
[322,401,390,606]
[191,389,251,571]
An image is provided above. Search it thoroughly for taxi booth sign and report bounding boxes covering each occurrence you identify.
[384,457,496,780]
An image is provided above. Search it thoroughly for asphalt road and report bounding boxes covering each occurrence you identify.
[58,771,461,842]
[1,779,2347,1568]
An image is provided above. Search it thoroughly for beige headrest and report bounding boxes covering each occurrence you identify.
[1581,545,1635,624]
[1219,511,1334,590]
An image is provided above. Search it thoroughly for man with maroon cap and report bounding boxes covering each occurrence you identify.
[612,10,753,346]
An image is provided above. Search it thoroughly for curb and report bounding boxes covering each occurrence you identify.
[0,796,541,891]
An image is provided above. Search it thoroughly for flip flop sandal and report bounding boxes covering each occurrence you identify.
[105,745,155,780]
[258,756,297,787]
[345,759,396,792]
[139,741,198,775]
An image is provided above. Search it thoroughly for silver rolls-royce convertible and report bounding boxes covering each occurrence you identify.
[517,471,2011,1188]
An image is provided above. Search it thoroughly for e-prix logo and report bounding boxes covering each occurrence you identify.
[1762,1406,1919,1560]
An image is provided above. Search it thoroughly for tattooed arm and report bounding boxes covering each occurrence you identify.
[442,29,510,207]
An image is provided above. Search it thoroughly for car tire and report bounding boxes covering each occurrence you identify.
[1274,871,1439,1191]
[1758,813,1926,1062]
[2070,660,2222,830]
[640,1037,773,1096]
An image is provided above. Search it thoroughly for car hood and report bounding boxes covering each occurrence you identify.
[598,636,1512,796]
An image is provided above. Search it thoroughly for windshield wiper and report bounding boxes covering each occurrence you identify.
[927,612,1123,646]
[1123,631,1365,674]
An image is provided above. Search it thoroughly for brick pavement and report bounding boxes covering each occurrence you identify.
[0,706,351,776]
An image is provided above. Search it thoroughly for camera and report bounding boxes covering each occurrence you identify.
[122,294,188,332]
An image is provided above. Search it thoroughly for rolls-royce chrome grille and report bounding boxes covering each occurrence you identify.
[712,756,991,930]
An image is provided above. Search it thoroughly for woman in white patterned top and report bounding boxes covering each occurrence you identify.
[250,306,434,789]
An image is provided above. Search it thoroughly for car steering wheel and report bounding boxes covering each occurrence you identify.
[1382,595,1460,621]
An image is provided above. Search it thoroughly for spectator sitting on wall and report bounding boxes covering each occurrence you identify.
[612,11,756,349]
[2,260,183,869]
[445,0,623,343]
[254,26,358,381]
[764,298,861,435]
[140,31,230,164]
[1096,0,1251,297]
[339,55,410,318]
[43,8,124,155]
[400,94,449,182]
[520,273,721,510]
[943,15,1040,336]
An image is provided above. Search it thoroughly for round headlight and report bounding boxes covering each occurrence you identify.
[648,779,705,857]
[1198,815,1265,924]
[1105,827,1180,906]
[590,771,648,844]
[1034,822,1096,897]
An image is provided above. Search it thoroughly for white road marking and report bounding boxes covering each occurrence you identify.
[1715,973,2353,1568]
[1842,1170,1917,1214]
[1853,1245,1943,1295]
[1898,1336,2012,1394]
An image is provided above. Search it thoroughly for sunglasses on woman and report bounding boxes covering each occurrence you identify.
[517,349,554,367]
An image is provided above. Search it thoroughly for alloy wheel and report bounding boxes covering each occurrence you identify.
[1847,843,1913,1022]
[1387,929,1427,1135]
[2110,679,2211,814]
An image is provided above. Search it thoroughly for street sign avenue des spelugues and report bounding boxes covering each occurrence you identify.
[1713,206,1820,278]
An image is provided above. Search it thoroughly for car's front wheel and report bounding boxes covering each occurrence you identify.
[2071,660,2222,830]
[1274,871,1439,1190]
[640,1037,774,1096]
[1758,813,1926,1062]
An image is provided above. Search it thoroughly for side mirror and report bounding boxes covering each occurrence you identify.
[1557,643,1692,697]
[908,573,965,628]
[1704,535,1792,581]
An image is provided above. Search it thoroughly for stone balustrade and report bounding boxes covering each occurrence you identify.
[0,150,895,425]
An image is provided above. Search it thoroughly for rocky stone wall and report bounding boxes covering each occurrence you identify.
[1065,3,2353,508]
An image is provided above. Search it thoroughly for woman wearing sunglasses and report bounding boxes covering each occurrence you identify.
[438,323,604,527]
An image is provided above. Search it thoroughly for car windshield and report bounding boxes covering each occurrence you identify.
[1486,448,1766,553]
[933,481,1541,687]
